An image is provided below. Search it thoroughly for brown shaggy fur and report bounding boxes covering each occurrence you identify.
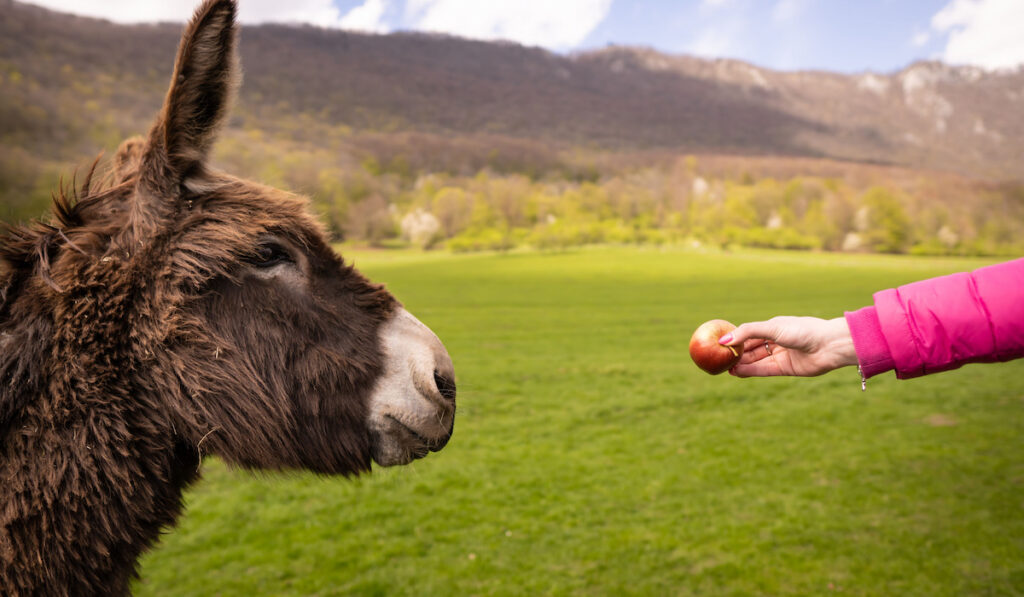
[0,1,403,594]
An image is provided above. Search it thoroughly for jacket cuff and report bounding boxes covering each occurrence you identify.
[844,306,895,379]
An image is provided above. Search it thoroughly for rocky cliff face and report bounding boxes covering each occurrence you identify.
[578,47,1024,179]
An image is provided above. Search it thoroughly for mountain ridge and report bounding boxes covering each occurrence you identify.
[1,0,1022,181]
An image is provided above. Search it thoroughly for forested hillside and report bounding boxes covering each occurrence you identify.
[1,0,1022,255]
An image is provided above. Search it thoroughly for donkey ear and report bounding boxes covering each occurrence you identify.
[142,0,239,187]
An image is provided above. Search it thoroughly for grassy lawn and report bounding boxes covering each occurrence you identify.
[135,246,1024,596]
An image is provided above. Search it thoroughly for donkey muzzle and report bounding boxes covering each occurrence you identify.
[367,308,456,466]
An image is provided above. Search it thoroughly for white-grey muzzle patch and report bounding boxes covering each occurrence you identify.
[368,308,456,466]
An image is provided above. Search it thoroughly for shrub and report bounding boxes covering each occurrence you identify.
[446,228,514,253]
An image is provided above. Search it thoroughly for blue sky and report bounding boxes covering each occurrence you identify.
[22,0,1024,73]
[578,0,952,72]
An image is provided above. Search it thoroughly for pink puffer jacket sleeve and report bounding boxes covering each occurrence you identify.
[844,257,1024,379]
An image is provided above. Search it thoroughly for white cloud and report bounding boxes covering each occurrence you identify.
[911,31,930,47]
[19,0,351,29]
[931,0,1024,69]
[339,0,391,33]
[240,0,345,27]
[23,0,609,47]
[404,0,613,50]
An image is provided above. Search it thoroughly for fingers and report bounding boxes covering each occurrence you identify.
[741,338,765,352]
[721,320,781,348]
[730,358,786,377]
[738,339,774,364]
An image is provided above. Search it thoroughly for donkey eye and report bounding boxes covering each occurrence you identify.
[248,242,293,268]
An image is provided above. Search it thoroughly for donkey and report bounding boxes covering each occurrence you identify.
[0,1,456,594]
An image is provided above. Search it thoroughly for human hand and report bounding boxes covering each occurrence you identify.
[720,316,858,377]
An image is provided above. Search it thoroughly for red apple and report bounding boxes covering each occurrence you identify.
[689,319,741,375]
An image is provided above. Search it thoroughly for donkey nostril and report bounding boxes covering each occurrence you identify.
[433,370,456,401]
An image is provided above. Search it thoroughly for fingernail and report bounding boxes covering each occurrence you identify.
[719,333,733,345]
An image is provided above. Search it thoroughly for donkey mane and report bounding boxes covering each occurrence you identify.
[0,157,125,293]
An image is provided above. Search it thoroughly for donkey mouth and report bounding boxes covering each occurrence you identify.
[371,413,453,466]
[392,413,451,448]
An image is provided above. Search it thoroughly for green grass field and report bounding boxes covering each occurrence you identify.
[134,247,1024,596]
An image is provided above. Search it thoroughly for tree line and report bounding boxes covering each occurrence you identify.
[290,149,1024,257]
[4,119,1021,258]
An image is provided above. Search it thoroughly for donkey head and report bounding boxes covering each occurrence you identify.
[147,0,457,472]
[2,0,455,474]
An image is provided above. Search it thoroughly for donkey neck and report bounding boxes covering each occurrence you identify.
[0,259,200,596]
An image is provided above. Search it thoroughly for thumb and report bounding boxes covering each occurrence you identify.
[721,320,780,347]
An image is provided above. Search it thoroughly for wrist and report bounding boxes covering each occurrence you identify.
[823,317,858,370]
